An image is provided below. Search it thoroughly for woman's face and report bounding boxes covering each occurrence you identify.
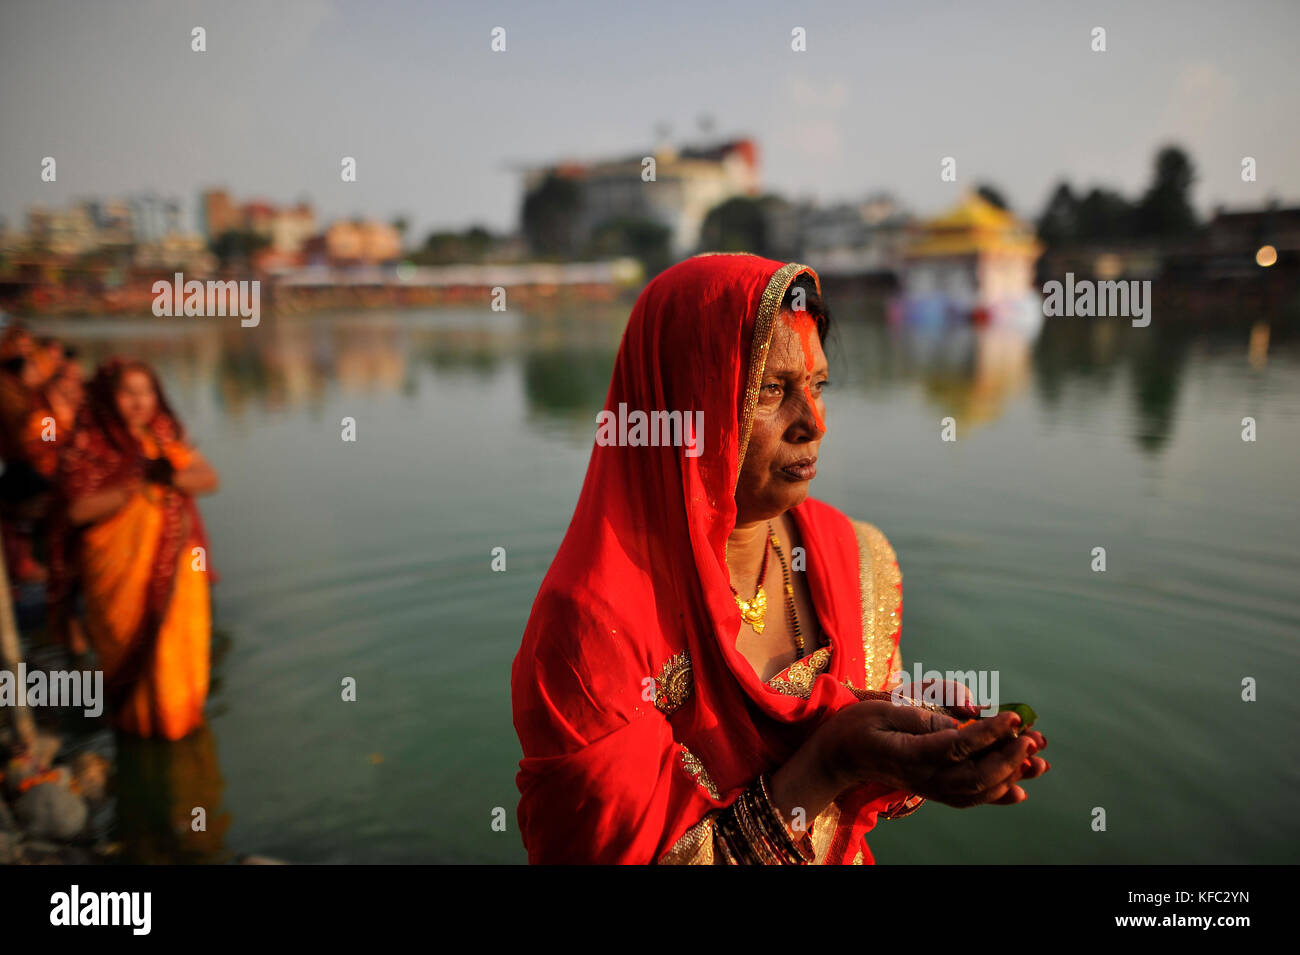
[19,358,43,388]
[734,307,828,524]
[114,368,158,431]
[53,367,83,403]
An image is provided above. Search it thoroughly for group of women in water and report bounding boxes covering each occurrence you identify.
[6,252,1049,863]
[1,323,217,740]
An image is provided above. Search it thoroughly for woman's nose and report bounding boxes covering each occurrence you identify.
[792,387,825,439]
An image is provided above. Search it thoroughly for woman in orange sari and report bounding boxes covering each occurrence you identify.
[512,254,1049,864]
[55,358,218,740]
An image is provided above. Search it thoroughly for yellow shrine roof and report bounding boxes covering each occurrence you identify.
[905,193,1043,259]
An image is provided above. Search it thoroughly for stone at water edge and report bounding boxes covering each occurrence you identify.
[2,731,64,798]
[3,755,36,798]
[16,840,98,864]
[0,797,20,862]
[13,768,88,841]
[0,830,20,865]
[71,752,110,804]
[31,731,62,771]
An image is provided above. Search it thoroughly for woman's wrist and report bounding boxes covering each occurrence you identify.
[768,721,850,830]
[809,710,868,795]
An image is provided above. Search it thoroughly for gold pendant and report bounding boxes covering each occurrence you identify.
[735,586,767,634]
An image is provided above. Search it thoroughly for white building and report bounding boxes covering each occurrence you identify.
[523,139,761,256]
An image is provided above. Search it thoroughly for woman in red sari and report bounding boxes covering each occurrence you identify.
[512,254,1049,864]
[54,358,218,740]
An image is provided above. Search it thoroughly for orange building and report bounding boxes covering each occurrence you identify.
[312,220,402,265]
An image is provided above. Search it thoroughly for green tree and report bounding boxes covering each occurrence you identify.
[699,196,777,256]
[1076,188,1136,241]
[976,183,1010,211]
[209,230,270,269]
[521,173,583,257]
[391,216,410,250]
[1037,182,1079,246]
[1136,146,1198,236]
[586,217,672,277]
[415,225,496,264]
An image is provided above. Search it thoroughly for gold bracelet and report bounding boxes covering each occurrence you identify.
[754,774,815,864]
[733,786,783,865]
[714,801,759,864]
[713,819,741,864]
[713,776,813,865]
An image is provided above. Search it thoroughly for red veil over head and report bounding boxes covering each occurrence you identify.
[512,254,906,864]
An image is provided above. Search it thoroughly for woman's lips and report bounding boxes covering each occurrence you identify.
[780,458,818,481]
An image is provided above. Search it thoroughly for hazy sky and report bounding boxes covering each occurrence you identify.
[2,0,1297,240]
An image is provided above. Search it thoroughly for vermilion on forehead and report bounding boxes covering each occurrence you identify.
[776,312,826,367]
[778,309,827,432]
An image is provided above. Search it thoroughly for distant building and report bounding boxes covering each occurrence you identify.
[82,199,134,244]
[21,197,196,265]
[1207,202,1300,252]
[522,138,761,256]
[200,189,241,238]
[0,219,23,253]
[200,190,321,270]
[26,204,97,256]
[305,220,403,266]
[201,190,317,253]
[133,233,215,273]
[269,203,317,255]
[241,201,277,239]
[768,194,911,276]
[899,193,1044,334]
[128,194,178,243]
[1202,202,1300,277]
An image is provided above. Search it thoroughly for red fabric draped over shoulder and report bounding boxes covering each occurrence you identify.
[511,254,904,864]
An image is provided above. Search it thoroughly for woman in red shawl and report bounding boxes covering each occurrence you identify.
[54,358,219,740]
[512,254,1049,864]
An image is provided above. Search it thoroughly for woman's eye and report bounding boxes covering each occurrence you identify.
[762,382,783,395]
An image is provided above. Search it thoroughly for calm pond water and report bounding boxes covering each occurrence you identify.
[29,296,1300,864]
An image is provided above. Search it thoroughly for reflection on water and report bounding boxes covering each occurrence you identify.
[113,723,230,864]
[898,325,1034,430]
[31,295,1300,863]
[523,349,619,420]
[41,301,1278,455]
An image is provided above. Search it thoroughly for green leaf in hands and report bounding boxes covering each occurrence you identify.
[998,702,1038,731]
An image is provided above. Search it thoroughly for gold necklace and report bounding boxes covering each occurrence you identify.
[729,533,771,634]
[729,523,804,655]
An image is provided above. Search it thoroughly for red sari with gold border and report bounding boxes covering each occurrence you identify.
[512,254,910,864]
